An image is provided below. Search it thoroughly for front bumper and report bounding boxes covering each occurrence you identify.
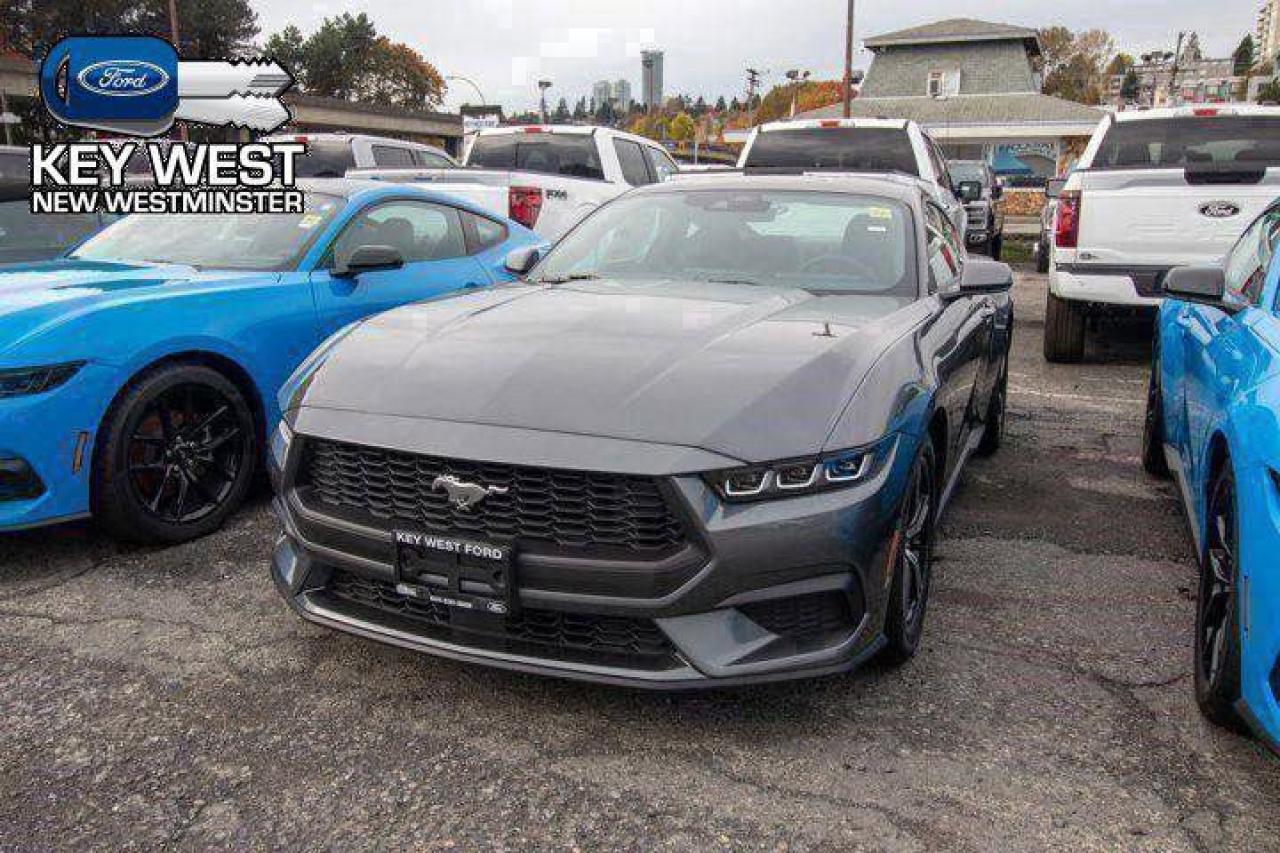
[0,362,120,532]
[270,421,914,689]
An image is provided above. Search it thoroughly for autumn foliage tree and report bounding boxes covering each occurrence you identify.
[1039,26,1115,104]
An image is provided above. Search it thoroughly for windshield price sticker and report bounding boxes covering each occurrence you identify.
[28,141,306,216]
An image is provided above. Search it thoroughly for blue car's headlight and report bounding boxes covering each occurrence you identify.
[706,436,896,503]
[0,361,86,399]
[277,321,365,415]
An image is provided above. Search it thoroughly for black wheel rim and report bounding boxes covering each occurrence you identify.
[126,383,246,524]
[1199,474,1237,690]
[901,454,935,629]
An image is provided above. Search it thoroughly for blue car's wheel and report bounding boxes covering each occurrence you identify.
[93,364,258,544]
[1194,464,1246,733]
[1142,337,1170,478]
[881,439,937,664]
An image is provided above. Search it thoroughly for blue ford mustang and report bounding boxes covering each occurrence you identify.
[1144,199,1280,754]
[0,179,543,543]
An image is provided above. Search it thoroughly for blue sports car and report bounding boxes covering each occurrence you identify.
[1144,199,1280,754]
[0,179,543,543]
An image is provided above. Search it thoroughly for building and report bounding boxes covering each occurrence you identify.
[591,80,613,112]
[591,79,632,112]
[795,18,1102,187]
[641,50,664,109]
[1111,33,1247,107]
[613,79,633,112]
[1259,0,1280,65]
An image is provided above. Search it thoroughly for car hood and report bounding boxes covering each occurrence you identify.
[0,258,276,362]
[302,279,923,463]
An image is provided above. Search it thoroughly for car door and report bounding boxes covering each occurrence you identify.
[923,203,991,474]
[309,199,491,335]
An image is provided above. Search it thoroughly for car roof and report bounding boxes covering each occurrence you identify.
[1112,105,1280,122]
[297,178,515,222]
[632,172,923,204]
[756,118,913,132]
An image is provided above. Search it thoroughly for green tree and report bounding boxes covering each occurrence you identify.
[715,95,728,112]
[572,97,587,120]
[1120,68,1141,101]
[7,0,258,59]
[1258,79,1280,104]
[1234,35,1256,76]
[1106,53,1135,76]
[668,112,695,142]
[553,97,570,122]
[1040,26,1115,104]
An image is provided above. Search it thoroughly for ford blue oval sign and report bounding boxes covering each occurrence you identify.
[76,60,170,98]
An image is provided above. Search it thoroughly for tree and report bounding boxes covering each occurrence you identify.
[594,99,616,126]
[8,0,258,60]
[1120,68,1141,101]
[553,97,570,122]
[358,38,446,109]
[572,97,587,120]
[715,95,728,112]
[1040,26,1115,104]
[668,112,696,143]
[1234,35,1256,76]
[729,97,742,111]
[1259,79,1280,104]
[693,95,707,117]
[1106,53,1135,76]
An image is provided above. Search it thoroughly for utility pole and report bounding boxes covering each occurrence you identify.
[745,67,761,127]
[538,80,553,124]
[1169,31,1186,106]
[843,0,856,118]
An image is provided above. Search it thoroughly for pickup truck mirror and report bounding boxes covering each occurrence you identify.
[504,246,542,276]
[333,245,404,279]
[955,180,983,203]
[1045,178,1067,199]
[959,259,1014,294]
[1164,265,1229,307]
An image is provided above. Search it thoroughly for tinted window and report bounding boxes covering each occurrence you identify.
[372,145,416,168]
[743,128,919,175]
[1094,117,1280,169]
[536,190,917,296]
[924,204,962,292]
[0,151,29,181]
[469,134,604,180]
[468,212,508,250]
[613,139,652,186]
[293,140,358,177]
[0,201,102,262]
[414,150,454,168]
[333,201,466,266]
[645,146,680,181]
[1226,209,1279,306]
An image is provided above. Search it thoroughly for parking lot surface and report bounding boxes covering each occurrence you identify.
[2,270,1278,851]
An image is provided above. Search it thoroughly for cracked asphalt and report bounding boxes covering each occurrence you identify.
[2,270,1278,851]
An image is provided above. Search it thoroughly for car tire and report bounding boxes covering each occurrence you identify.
[880,439,938,665]
[989,235,1003,262]
[93,363,258,545]
[1043,289,1086,363]
[1194,463,1247,734]
[977,363,1008,457]
[1142,337,1171,478]
[1035,238,1050,274]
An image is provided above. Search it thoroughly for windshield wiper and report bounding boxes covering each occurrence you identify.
[537,272,601,284]
[703,277,764,286]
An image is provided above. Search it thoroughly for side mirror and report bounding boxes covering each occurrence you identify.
[955,180,982,203]
[959,259,1014,294]
[504,245,542,276]
[333,244,404,279]
[991,183,1003,200]
[1164,265,1229,307]
[1045,178,1067,199]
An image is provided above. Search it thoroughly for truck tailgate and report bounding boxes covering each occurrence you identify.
[1077,168,1280,266]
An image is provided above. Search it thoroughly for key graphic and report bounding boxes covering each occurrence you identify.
[39,35,293,136]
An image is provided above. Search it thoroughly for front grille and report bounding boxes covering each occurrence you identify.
[299,438,690,558]
[323,570,678,669]
[739,591,858,643]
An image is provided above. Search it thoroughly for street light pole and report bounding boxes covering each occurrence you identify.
[538,80,553,124]
[843,0,855,118]
[446,75,487,106]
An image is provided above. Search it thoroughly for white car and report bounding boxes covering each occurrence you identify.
[736,118,968,238]
[351,125,683,240]
[1044,105,1280,361]
[261,133,459,177]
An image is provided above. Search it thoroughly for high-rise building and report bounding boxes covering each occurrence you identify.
[612,79,633,112]
[641,50,664,109]
[1259,0,1280,65]
[590,80,613,112]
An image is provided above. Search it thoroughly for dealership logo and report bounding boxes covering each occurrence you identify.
[1199,201,1241,219]
[76,60,170,98]
[432,476,509,511]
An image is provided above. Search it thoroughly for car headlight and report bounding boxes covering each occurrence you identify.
[277,321,365,415]
[0,361,86,399]
[706,437,895,503]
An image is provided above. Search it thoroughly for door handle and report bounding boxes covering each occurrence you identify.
[463,281,482,289]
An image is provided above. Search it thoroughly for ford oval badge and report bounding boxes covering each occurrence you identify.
[76,60,170,98]
[1199,201,1241,219]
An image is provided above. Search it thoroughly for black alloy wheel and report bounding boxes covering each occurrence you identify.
[1194,464,1246,732]
[1142,337,1171,477]
[882,440,938,664]
[95,364,258,544]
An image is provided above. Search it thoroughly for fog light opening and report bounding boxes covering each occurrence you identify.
[0,457,45,501]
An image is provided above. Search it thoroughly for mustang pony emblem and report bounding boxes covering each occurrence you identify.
[432,475,509,511]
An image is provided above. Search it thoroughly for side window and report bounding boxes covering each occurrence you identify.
[925,204,963,292]
[1225,212,1278,307]
[330,201,467,267]
[414,150,454,168]
[613,139,653,186]
[928,140,953,192]
[644,145,680,182]
[372,145,416,168]
[466,212,508,251]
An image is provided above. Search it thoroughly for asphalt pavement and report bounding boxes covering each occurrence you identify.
[2,270,1278,851]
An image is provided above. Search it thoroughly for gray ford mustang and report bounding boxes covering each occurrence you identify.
[269,173,1014,688]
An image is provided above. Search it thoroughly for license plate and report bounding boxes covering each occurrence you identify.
[393,530,516,616]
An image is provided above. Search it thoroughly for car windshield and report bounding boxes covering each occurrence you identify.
[0,201,104,262]
[71,192,343,271]
[743,128,920,175]
[535,189,917,296]
[1094,116,1280,169]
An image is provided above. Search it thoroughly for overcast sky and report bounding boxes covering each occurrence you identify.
[251,0,1259,112]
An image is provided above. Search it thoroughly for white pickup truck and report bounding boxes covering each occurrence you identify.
[1045,105,1280,361]
[350,125,683,240]
[736,118,969,239]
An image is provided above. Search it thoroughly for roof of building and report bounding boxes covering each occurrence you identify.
[864,18,1041,55]
[797,93,1103,128]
